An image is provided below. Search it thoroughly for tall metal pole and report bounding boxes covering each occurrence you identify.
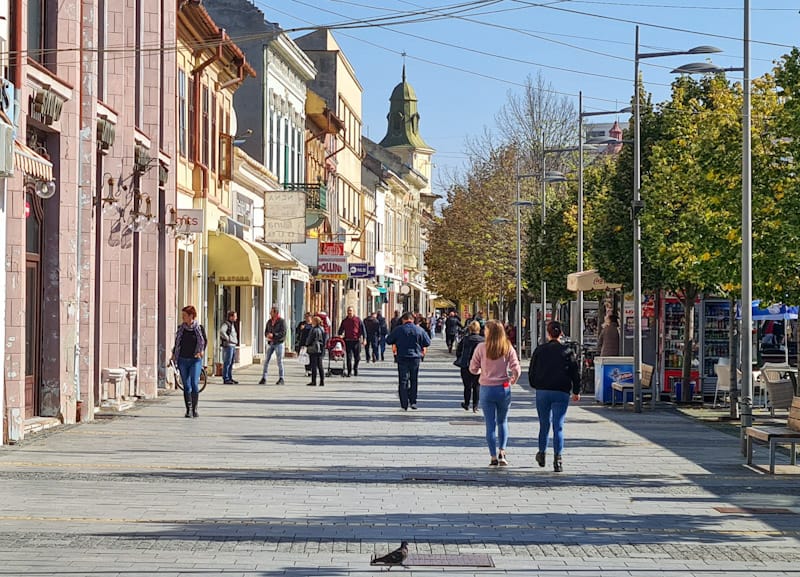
[516,158,523,357]
[740,0,753,444]
[633,26,643,412]
[577,91,585,352]
[540,132,547,343]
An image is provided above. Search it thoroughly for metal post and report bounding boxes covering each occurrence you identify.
[740,0,753,445]
[577,91,584,352]
[516,158,523,357]
[540,132,547,344]
[633,26,643,412]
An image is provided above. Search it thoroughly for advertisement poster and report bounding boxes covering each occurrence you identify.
[318,242,347,280]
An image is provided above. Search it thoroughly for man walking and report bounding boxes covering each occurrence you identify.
[363,312,380,363]
[259,307,286,385]
[219,310,239,384]
[338,306,365,377]
[445,310,461,354]
[390,310,402,331]
[376,311,388,361]
[386,312,431,410]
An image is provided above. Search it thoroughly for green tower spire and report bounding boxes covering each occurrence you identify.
[379,65,432,150]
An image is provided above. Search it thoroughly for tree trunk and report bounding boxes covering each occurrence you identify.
[681,290,697,403]
[728,296,739,418]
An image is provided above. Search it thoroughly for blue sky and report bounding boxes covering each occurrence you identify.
[250,0,799,195]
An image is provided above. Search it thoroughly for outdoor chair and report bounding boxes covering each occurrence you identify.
[712,363,738,408]
[760,363,795,415]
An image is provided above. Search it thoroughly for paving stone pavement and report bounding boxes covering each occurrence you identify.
[1,336,800,576]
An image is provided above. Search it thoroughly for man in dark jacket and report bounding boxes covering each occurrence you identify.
[444,311,461,354]
[363,312,380,363]
[376,311,388,361]
[390,310,402,331]
[386,312,432,410]
[338,306,365,377]
[260,307,286,385]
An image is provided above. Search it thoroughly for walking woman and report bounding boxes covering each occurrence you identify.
[304,315,326,387]
[469,320,521,466]
[528,321,581,472]
[172,305,206,418]
[455,320,484,412]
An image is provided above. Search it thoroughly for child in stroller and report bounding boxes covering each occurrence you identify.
[326,336,346,377]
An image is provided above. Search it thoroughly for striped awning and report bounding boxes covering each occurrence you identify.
[14,140,53,181]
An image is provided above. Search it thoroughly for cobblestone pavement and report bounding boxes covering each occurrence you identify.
[2,336,800,576]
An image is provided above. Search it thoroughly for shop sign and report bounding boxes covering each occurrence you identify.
[264,191,306,243]
[318,242,347,280]
[175,208,203,233]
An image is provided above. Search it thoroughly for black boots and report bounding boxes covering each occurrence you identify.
[191,392,199,418]
[184,393,191,418]
[554,454,563,473]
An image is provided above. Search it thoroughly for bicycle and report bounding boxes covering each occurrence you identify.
[168,358,208,392]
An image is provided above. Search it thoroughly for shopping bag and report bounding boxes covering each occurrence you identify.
[298,347,310,365]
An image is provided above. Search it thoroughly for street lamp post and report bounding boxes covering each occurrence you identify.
[577,96,631,352]
[634,27,722,412]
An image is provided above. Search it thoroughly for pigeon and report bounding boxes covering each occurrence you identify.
[370,541,409,569]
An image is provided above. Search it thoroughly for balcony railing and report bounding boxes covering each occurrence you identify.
[284,182,327,212]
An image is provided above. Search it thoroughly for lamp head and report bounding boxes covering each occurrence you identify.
[35,180,57,199]
[687,45,722,55]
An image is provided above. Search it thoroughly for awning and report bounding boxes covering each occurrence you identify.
[14,140,53,181]
[433,297,456,309]
[208,232,263,286]
[247,240,296,269]
[567,270,622,292]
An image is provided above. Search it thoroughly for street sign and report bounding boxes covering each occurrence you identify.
[348,262,369,278]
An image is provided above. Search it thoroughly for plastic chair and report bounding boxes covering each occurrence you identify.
[712,363,743,408]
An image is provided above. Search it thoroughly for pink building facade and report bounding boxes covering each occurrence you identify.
[2,0,177,442]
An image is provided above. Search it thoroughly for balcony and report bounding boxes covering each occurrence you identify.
[283,182,328,229]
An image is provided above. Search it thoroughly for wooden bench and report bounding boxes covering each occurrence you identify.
[745,396,800,474]
[611,364,653,409]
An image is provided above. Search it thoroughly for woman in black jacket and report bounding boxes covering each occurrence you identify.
[304,316,326,387]
[455,321,484,412]
[528,321,581,472]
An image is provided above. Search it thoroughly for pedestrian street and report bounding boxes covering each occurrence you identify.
[0,336,799,576]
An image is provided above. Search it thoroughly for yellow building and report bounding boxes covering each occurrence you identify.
[176,3,255,365]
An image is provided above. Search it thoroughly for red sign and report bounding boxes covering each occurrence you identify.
[318,242,347,280]
[24,199,31,219]
[320,242,344,256]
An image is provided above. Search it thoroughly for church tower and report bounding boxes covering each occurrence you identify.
[379,65,435,195]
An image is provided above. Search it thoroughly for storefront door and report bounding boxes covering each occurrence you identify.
[25,192,42,419]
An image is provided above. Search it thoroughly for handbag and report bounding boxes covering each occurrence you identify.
[298,347,310,365]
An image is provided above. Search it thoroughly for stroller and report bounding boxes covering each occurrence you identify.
[326,336,346,377]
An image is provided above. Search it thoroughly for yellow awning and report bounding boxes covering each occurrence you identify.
[208,232,263,286]
[246,240,297,269]
[433,297,455,309]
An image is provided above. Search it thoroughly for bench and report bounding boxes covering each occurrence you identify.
[611,364,653,409]
[745,396,800,474]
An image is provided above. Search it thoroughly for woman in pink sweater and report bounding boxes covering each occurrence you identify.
[469,320,521,466]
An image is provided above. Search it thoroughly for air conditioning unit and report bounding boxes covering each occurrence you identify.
[0,122,14,177]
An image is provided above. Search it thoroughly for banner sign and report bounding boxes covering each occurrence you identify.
[318,242,347,280]
[264,191,306,243]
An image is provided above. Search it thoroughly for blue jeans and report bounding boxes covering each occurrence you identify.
[535,389,570,455]
[262,343,285,379]
[222,345,236,382]
[379,335,386,358]
[178,356,203,394]
[365,333,379,361]
[480,385,511,457]
[397,357,421,409]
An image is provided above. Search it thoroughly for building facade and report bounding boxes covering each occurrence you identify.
[3,0,178,443]
[294,29,365,325]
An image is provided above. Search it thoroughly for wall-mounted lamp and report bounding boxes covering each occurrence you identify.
[34,179,57,199]
[97,172,123,217]
[163,204,196,243]
[126,190,157,233]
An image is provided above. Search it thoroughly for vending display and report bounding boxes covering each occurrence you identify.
[661,296,700,397]
[701,300,731,396]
